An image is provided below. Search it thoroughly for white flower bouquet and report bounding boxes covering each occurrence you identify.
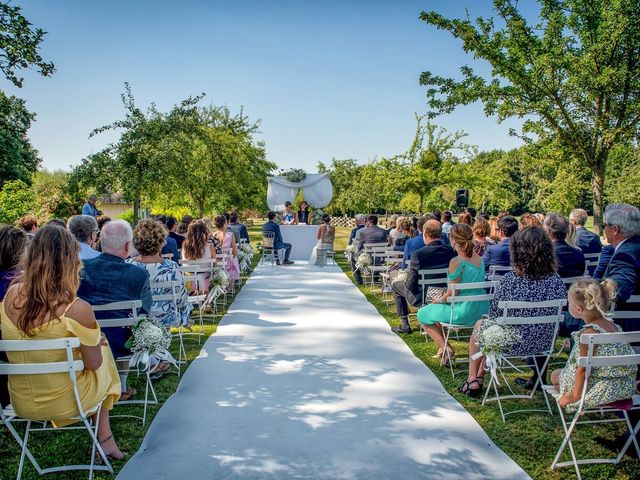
[209,266,230,298]
[128,315,176,371]
[237,243,254,271]
[355,252,372,273]
[394,269,408,285]
[474,319,522,385]
[344,244,356,261]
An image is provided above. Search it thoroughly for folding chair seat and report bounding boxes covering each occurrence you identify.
[178,265,214,330]
[92,300,158,426]
[544,331,640,480]
[482,298,567,421]
[0,338,114,479]
[440,281,497,378]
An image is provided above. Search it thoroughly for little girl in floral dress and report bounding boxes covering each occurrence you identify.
[551,278,637,412]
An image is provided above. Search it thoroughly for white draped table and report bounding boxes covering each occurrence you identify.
[280,225,318,261]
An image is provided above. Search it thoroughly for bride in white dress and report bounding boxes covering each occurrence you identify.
[308,214,335,267]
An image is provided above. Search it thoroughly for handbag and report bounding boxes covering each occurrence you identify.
[425,286,447,304]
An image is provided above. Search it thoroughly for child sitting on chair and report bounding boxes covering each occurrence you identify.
[551,278,637,412]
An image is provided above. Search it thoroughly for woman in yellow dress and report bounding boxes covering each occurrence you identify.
[0,224,124,460]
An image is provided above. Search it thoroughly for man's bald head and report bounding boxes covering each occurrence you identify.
[423,219,442,242]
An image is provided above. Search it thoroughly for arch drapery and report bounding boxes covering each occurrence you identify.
[266,173,333,211]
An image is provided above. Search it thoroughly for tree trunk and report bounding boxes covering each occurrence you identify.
[592,159,606,235]
[133,198,140,225]
[419,193,424,213]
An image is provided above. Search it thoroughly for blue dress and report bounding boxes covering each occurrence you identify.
[417,258,489,326]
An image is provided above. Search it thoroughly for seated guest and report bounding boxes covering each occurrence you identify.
[570,208,602,254]
[402,215,430,269]
[418,224,489,358]
[352,215,388,285]
[488,216,500,242]
[393,218,412,252]
[178,215,193,235]
[458,212,472,225]
[478,212,490,221]
[391,220,455,334]
[551,278,636,412]
[566,221,579,248]
[544,213,586,278]
[16,214,38,239]
[519,212,542,229]
[387,214,399,240]
[462,227,567,396]
[472,218,496,257]
[593,244,615,280]
[227,212,250,244]
[466,207,477,225]
[281,201,296,225]
[166,216,185,250]
[602,203,640,332]
[262,212,294,265]
[212,215,240,282]
[156,215,180,263]
[78,219,154,401]
[182,220,217,265]
[441,211,454,236]
[483,215,519,273]
[0,224,27,407]
[297,201,311,225]
[1,224,124,459]
[67,215,101,260]
[349,214,366,246]
[308,214,336,266]
[128,219,192,327]
[47,218,66,228]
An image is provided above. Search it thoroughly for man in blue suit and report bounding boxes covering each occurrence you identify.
[348,214,365,246]
[570,208,602,254]
[483,215,518,273]
[402,215,430,268]
[544,213,586,278]
[262,211,294,265]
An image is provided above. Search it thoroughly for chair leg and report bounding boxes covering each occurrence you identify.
[17,420,32,480]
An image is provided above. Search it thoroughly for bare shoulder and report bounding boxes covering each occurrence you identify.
[66,298,98,329]
[449,257,460,272]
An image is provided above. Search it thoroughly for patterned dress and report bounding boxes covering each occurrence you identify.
[560,322,637,412]
[486,272,567,356]
[128,259,193,327]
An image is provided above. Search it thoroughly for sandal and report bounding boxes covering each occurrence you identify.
[441,347,456,367]
[477,375,484,386]
[119,387,136,402]
[459,380,482,398]
[432,348,443,359]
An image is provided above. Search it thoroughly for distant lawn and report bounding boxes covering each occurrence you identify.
[332,226,637,480]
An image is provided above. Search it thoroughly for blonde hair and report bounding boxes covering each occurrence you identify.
[450,223,474,257]
[569,278,617,320]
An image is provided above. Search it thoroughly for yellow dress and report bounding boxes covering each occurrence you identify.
[0,301,121,426]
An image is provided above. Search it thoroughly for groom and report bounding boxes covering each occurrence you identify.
[262,211,294,265]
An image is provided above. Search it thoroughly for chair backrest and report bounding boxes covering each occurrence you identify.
[178,265,210,293]
[575,331,640,411]
[150,280,180,304]
[561,275,589,287]
[179,258,215,269]
[262,231,275,248]
[488,265,513,280]
[91,300,142,328]
[448,281,499,304]
[0,337,89,419]
[418,268,449,304]
[161,253,174,260]
[584,259,599,275]
[583,252,601,261]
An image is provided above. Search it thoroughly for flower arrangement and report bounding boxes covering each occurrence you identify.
[284,168,307,183]
[256,242,263,254]
[394,269,408,285]
[237,243,254,271]
[311,209,324,225]
[344,244,356,259]
[355,252,372,273]
[128,315,176,371]
[474,319,522,385]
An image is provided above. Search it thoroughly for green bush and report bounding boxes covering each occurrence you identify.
[0,179,37,224]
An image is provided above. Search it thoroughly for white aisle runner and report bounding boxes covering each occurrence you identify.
[117,263,530,480]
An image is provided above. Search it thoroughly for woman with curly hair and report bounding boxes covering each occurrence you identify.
[519,212,542,229]
[459,226,567,397]
[417,224,490,365]
[128,219,192,327]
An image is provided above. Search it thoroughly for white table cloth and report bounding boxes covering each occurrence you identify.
[280,225,318,261]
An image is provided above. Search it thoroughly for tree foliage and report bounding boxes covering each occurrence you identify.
[0,90,39,186]
[0,178,36,223]
[0,1,55,87]
[420,0,640,231]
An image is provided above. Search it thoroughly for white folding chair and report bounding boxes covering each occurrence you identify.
[92,300,158,426]
[160,253,174,260]
[261,232,276,266]
[482,298,567,421]
[583,252,601,276]
[415,268,450,335]
[364,245,390,288]
[0,338,113,479]
[380,251,403,302]
[544,331,640,479]
[488,265,513,281]
[440,281,498,378]
[150,280,197,377]
[179,265,213,331]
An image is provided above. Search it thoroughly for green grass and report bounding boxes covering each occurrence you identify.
[332,227,638,480]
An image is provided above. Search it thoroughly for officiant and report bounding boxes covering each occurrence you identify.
[297,201,311,225]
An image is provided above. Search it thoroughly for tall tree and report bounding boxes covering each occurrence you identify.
[420,0,640,231]
[0,1,55,87]
[0,90,38,185]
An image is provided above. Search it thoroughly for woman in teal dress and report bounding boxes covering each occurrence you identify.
[417,223,490,364]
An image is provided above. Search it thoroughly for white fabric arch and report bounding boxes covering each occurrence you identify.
[267,173,333,211]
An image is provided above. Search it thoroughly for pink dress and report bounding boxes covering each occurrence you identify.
[222,231,240,282]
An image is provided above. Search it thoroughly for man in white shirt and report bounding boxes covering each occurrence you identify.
[67,215,101,260]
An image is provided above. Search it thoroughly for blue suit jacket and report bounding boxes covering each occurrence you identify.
[554,240,586,278]
[262,220,286,249]
[593,245,615,280]
[229,222,250,243]
[483,238,511,272]
[161,236,180,263]
[402,235,425,269]
[349,224,365,245]
[81,202,99,217]
[77,253,152,357]
[605,236,640,331]
[576,227,602,254]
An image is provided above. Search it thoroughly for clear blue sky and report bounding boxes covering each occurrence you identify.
[6,0,535,172]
